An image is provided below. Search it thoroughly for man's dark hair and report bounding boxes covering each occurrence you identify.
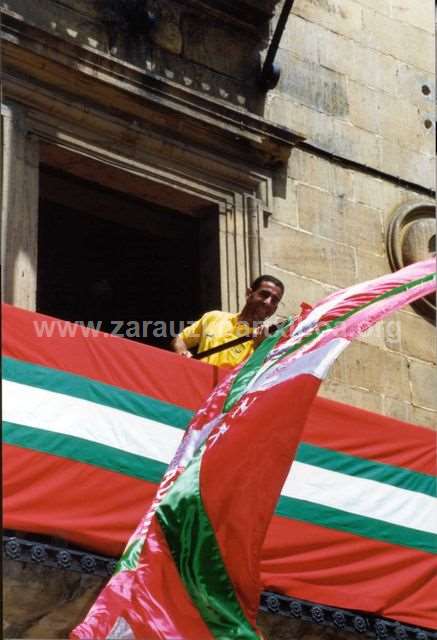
[250,274,284,294]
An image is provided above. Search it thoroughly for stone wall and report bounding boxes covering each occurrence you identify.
[261,1,436,427]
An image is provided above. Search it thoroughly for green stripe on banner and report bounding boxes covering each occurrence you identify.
[3,421,168,484]
[2,356,192,430]
[296,443,436,497]
[276,496,437,555]
[156,449,260,640]
[6,423,435,555]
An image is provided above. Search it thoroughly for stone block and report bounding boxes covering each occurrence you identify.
[280,13,320,64]
[329,341,411,400]
[355,251,391,283]
[331,120,380,172]
[352,173,404,213]
[382,396,410,422]
[150,2,182,55]
[320,379,383,413]
[377,93,431,154]
[181,14,258,80]
[352,43,399,96]
[276,51,349,118]
[265,221,357,288]
[265,94,309,138]
[360,8,434,73]
[356,0,390,16]
[272,178,298,227]
[396,149,435,191]
[303,105,336,152]
[297,184,384,254]
[409,359,437,410]
[294,0,363,41]
[385,310,436,363]
[396,63,435,106]
[330,164,354,199]
[409,405,437,430]
[347,81,380,134]
[391,0,435,34]
[288,149,332,192]
[316,27,357,77]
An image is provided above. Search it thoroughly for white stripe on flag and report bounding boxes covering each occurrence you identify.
[5,381,436,535]
[282,461,437,535]
[3,380,182,465]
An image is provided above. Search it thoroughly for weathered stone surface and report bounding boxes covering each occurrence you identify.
[3,558,105,639]
[280,13,320,64]
[347,81,379,134]
[408,359,437,411]
[385,311,436,363]
[294,0,363,41]
[1,102,39,310]
[329,341,411,400]
[381,396,410,422]
[377,92,431,155]
[149,1,183,55]
[331,119,380,170]
[316,28,357,77]
[352,44,400,96]
[272,178,298,227]
[409,405,437,430]
[276,52,349,117]
[396,63,435,106]
[288,149,332,191]
[320,379,383,413]
[391,0,434,34]
[265,221,357,288]
[360,7,434,72]
[182,13,258,80]
[355,251,391,283]
[297,185,385,255]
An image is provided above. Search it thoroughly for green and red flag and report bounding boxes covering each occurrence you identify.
[67,258,435,639]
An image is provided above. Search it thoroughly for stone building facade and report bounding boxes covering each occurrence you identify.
[1,0,436,637]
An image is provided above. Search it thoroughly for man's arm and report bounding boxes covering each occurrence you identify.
[171,315,204,358]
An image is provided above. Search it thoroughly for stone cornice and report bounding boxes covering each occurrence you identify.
[171,0,278,31]
[1,10,303,167]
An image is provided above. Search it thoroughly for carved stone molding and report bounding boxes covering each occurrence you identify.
[386,202,436,322]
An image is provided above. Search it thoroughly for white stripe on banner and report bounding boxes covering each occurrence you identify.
[3,380,182,465]
[282,462,437,535]
[4,381,436,535]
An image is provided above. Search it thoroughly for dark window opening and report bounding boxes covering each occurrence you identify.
[37,166,220,350]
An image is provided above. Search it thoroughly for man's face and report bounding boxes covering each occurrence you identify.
[245,280,283,322]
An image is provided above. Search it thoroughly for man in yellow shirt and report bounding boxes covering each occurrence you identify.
[171,275,284,368]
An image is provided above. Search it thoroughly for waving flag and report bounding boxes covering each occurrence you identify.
[71,258,436,640]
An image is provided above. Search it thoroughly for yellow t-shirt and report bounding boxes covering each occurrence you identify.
[179,311,254,368]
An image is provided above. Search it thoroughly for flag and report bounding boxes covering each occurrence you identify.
[67,257,434,639]
[4,317,435,628]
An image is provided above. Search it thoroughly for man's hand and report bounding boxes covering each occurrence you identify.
[171,335,194,358]
[252,324,267,349]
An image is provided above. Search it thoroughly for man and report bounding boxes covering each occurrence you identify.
[171,275,284,368]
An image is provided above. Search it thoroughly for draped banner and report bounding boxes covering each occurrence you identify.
[2,259,436,638]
